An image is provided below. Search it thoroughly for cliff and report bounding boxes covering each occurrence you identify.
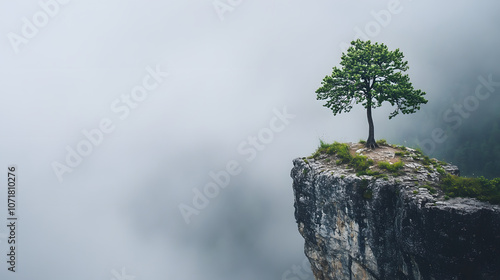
[291,142,500,280]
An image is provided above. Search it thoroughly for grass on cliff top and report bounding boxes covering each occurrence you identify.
[311,140,500,205]
[378,160,404,176]
[439,175,500,204]
[311,140,382,177]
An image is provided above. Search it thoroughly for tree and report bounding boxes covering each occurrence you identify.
[316,39,428,149]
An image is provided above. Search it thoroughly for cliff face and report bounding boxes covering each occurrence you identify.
[291,144,500,280]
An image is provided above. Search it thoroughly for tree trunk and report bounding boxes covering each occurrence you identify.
[365,95,379,149]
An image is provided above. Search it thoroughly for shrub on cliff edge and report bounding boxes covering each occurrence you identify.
[440,175,500,204]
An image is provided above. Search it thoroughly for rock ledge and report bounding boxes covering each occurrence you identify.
[291,143,500,279]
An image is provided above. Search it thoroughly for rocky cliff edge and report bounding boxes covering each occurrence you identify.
[291,142,500,280]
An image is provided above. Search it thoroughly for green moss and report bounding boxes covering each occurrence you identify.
[351,155,374,171]
[313,140,375,173]
[421,156,432,166]
[424,165,434,172]
[374,173,389,180]
[358,179,372,200]
[394,151,405,156]
[436,166,446,175]
[421,184,437,194]
[314,140,352,163]
[378,160,404,175]
[360,179,369,187]
[318,139,331,150]
[356,169,379,177]
[358,139,366,144]
[413,190,419,194]
[363,189,373,199]
[355,169,388,180]
[303,168,309,175]
[376,139,387,146]
[313,140,347,159]
[439,174,500,204]
[335,145,352,164]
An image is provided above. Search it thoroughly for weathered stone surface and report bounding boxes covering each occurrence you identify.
[291,151,500,280]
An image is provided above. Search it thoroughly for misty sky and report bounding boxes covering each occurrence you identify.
[1,1,499,279]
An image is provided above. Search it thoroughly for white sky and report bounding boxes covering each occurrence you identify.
[0,0,499,279]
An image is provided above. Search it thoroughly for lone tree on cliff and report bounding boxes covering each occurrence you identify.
[316,40,428,149]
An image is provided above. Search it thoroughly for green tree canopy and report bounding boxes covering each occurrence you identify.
[316,39,428,148]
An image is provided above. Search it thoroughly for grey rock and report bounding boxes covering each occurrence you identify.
[291,157,500,280]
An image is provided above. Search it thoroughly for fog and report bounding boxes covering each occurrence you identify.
[0,1,499,279]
